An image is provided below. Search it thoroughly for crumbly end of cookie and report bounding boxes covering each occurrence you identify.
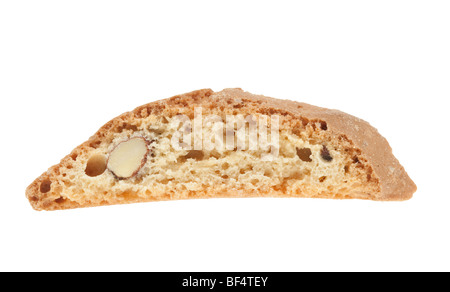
[26,89,415,210]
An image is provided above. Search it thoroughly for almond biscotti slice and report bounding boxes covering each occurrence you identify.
[26,88,416,210]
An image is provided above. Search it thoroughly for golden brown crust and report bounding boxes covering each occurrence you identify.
[212,88,417,200]
[26,88,416,210]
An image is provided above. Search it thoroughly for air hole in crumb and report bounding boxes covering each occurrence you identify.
[89,140,102,148]
[296,148,312,162]
[288,171,304,180]
[210,150,221,159]
[85,154,107,177]
[160,178,174,184]
[54,197,66,204]
[222,162,230,170]
[264,169,273,177]
[320,121,328,131]
[344,165,350,173]
[149,127,164,135]
[184,150,204,161]
[118,190,139,201]
[319,176,327,183]
[40,180,52,193]
[121,123,138,132]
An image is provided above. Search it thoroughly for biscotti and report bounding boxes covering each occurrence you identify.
[26,88,416,210]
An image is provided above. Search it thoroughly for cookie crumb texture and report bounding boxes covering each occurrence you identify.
[26,89,416,210]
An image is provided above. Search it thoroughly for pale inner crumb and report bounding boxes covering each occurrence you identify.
[57,114,378,206]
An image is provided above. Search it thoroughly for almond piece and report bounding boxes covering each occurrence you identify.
[320,145,333,162]
[107,137,149,179]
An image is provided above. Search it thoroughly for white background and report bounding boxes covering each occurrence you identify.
[1,1,449,272]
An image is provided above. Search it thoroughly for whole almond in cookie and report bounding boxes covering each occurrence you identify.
[107,137,149,179]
